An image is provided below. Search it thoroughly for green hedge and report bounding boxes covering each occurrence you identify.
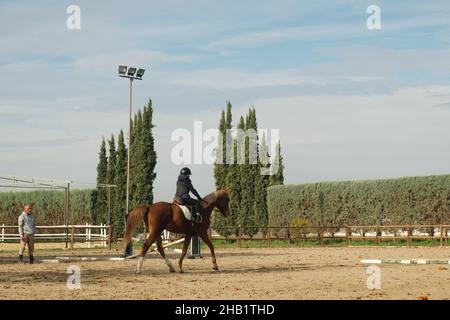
[0,189,94,225]
[267,175,450,227]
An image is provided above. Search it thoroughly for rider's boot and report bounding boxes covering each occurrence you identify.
[195,203,202,223]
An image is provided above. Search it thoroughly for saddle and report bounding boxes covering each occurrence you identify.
[173,197,202,223]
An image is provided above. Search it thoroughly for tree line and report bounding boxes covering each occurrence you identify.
[267,174,450,227]
[92,99,157,239]
[0,190,92,225]
[213,102,284,236]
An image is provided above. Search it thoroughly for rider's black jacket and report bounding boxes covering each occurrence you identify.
[174,175,202,200]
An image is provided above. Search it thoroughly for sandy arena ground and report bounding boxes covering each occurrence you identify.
[2,246,450,300]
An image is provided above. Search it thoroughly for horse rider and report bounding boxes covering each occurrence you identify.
[174,167,205,223]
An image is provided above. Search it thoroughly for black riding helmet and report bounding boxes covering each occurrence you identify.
[180,167,192,176]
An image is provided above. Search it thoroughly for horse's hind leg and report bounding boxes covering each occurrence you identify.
[136,232,159,274]
[156,238,175,273]
[178,234,192,273]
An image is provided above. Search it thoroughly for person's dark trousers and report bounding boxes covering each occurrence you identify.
[183,198,200,213]
[182,197,201,222]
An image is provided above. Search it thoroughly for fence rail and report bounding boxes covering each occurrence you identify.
[208,224,450,247]
[0,224,112,250]
[2,224,449,249]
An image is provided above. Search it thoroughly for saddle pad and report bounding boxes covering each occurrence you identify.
[175,203,193,221]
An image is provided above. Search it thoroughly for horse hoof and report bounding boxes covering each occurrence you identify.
[169,268,176,273]
[213,266,219,272]
[179,268,184,273]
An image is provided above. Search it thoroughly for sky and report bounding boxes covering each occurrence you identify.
[1,0,450,201]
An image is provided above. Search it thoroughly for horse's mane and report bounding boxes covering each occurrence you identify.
[201,190,219,208]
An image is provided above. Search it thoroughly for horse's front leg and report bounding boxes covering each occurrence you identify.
[178,235,192,273]
[136,232,158,274]
[198,232,218,271]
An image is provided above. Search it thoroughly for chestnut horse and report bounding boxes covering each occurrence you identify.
[123,188,229,273]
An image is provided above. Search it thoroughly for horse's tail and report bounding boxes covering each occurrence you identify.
[123,205,150,247]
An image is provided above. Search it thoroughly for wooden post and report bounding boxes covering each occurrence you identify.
[238,226,242,248]
[376,226,380,246]
[440,224,443,247]
[407,225,411,248]
[444,226,448,245]
[108,225,112,250]
[64,187,68,249]
[320,227,324,246]
[346,226,350,246]
[70,226,74,251]
[296,226,299,248]
[267,227,271,248]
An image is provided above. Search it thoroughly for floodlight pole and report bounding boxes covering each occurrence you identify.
[124,77,133,256]
[126,78,133,222]
[118,66,145,257]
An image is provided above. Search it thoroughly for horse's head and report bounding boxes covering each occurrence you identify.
[216,188,230,218]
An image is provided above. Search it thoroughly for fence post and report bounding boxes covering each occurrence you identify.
[376,225,380,246]
[108,225,112,250]
[407,225,411,248]
[102,223,107,247]
[320,227,324,246]
[440,224,443,247]
[238,226,242,248]
[345,226,349,246]
[446,226,448,246]
[85,222,88,248]
[1,224,4,243]
[267,226,271,248]
[99,223,103,247]
[89,224,92,248]
[296,226,299,248]
[70,226,74,251]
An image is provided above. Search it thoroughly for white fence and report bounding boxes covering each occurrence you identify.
[0,223,110,248]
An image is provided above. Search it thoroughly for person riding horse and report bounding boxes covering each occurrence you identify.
[174,167,205,223]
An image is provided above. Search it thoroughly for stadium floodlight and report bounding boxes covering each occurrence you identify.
[136,68,145,78]
[127,67,137,76]
[118,65,127,76]
[117,64,147,257]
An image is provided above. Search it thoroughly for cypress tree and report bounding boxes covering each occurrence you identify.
[214,110,227,189]
[225,138,241,235]
[139,99,157,204]
[113,130,127,239]
[213,102,234,234]
[254,132,270,230]
[130,110,143,209]
[95,138,108,224]
[225,101,233,168]
[238,114,255,236]
[270,141,284,186]
[105,134,117,225]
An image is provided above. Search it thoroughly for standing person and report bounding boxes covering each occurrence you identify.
[18,204,36,264]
